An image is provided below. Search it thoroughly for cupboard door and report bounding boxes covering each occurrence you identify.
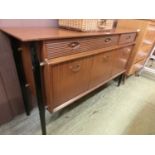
[47,57,92,109]
[111,46,132,75]
[89,52,113,88]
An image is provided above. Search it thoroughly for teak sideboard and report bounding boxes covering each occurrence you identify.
[0,28,137,134]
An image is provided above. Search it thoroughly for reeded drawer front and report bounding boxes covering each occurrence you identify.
[119,33,136,44]
[44,35,119,59]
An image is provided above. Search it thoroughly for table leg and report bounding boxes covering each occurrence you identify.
[122,74,126,85]
[117,73,123,87]
[11,38,31,116]
[29,42,46,135]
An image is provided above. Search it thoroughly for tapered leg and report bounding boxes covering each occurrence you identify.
[11,38,31,116]
[117,74,123,87]
[122,74,126,85]
[29,42,46,135]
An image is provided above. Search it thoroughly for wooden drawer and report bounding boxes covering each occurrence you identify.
[119,33,136,44]
[44,35,119,59]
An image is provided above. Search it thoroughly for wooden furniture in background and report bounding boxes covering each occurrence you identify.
[1,27,137,134]
[117,20,155,75]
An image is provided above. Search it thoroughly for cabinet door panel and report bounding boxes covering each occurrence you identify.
[89,52,113,88]
[111,46,132,75]
[49,57,92,108]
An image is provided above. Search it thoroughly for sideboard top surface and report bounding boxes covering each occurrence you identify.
[0,27,137,42]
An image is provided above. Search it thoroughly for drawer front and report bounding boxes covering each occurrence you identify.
[119,33,136,44]
[44,35,119,59]
[45,57,93,109]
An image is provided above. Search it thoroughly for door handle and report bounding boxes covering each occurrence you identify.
[68,42,80,49]
[69,64,81,72]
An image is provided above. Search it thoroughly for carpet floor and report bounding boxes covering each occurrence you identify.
[0,74,155,135]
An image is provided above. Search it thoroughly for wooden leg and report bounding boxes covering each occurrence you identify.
[117,74,123,87]
[122,74,126,85]
[29,42,46,135]
[11,38,31,116]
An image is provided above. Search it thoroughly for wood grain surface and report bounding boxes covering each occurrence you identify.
[1,27,137,42]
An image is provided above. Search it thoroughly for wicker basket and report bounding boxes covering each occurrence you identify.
[59,19,114,32]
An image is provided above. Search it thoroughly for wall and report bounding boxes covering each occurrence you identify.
[0,19,58,125]
[0,32,25,125]
[0,19,58,27]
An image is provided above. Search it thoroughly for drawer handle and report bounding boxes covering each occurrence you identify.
[69,64,81,72]
[126,48,131,52]
[126,36,131,40]
[68,42,80,49]
[123,48,131,54]
[104,38,112,43]
[102,55,109,62]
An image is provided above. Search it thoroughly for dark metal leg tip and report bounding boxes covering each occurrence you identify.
[26,112,31,116]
